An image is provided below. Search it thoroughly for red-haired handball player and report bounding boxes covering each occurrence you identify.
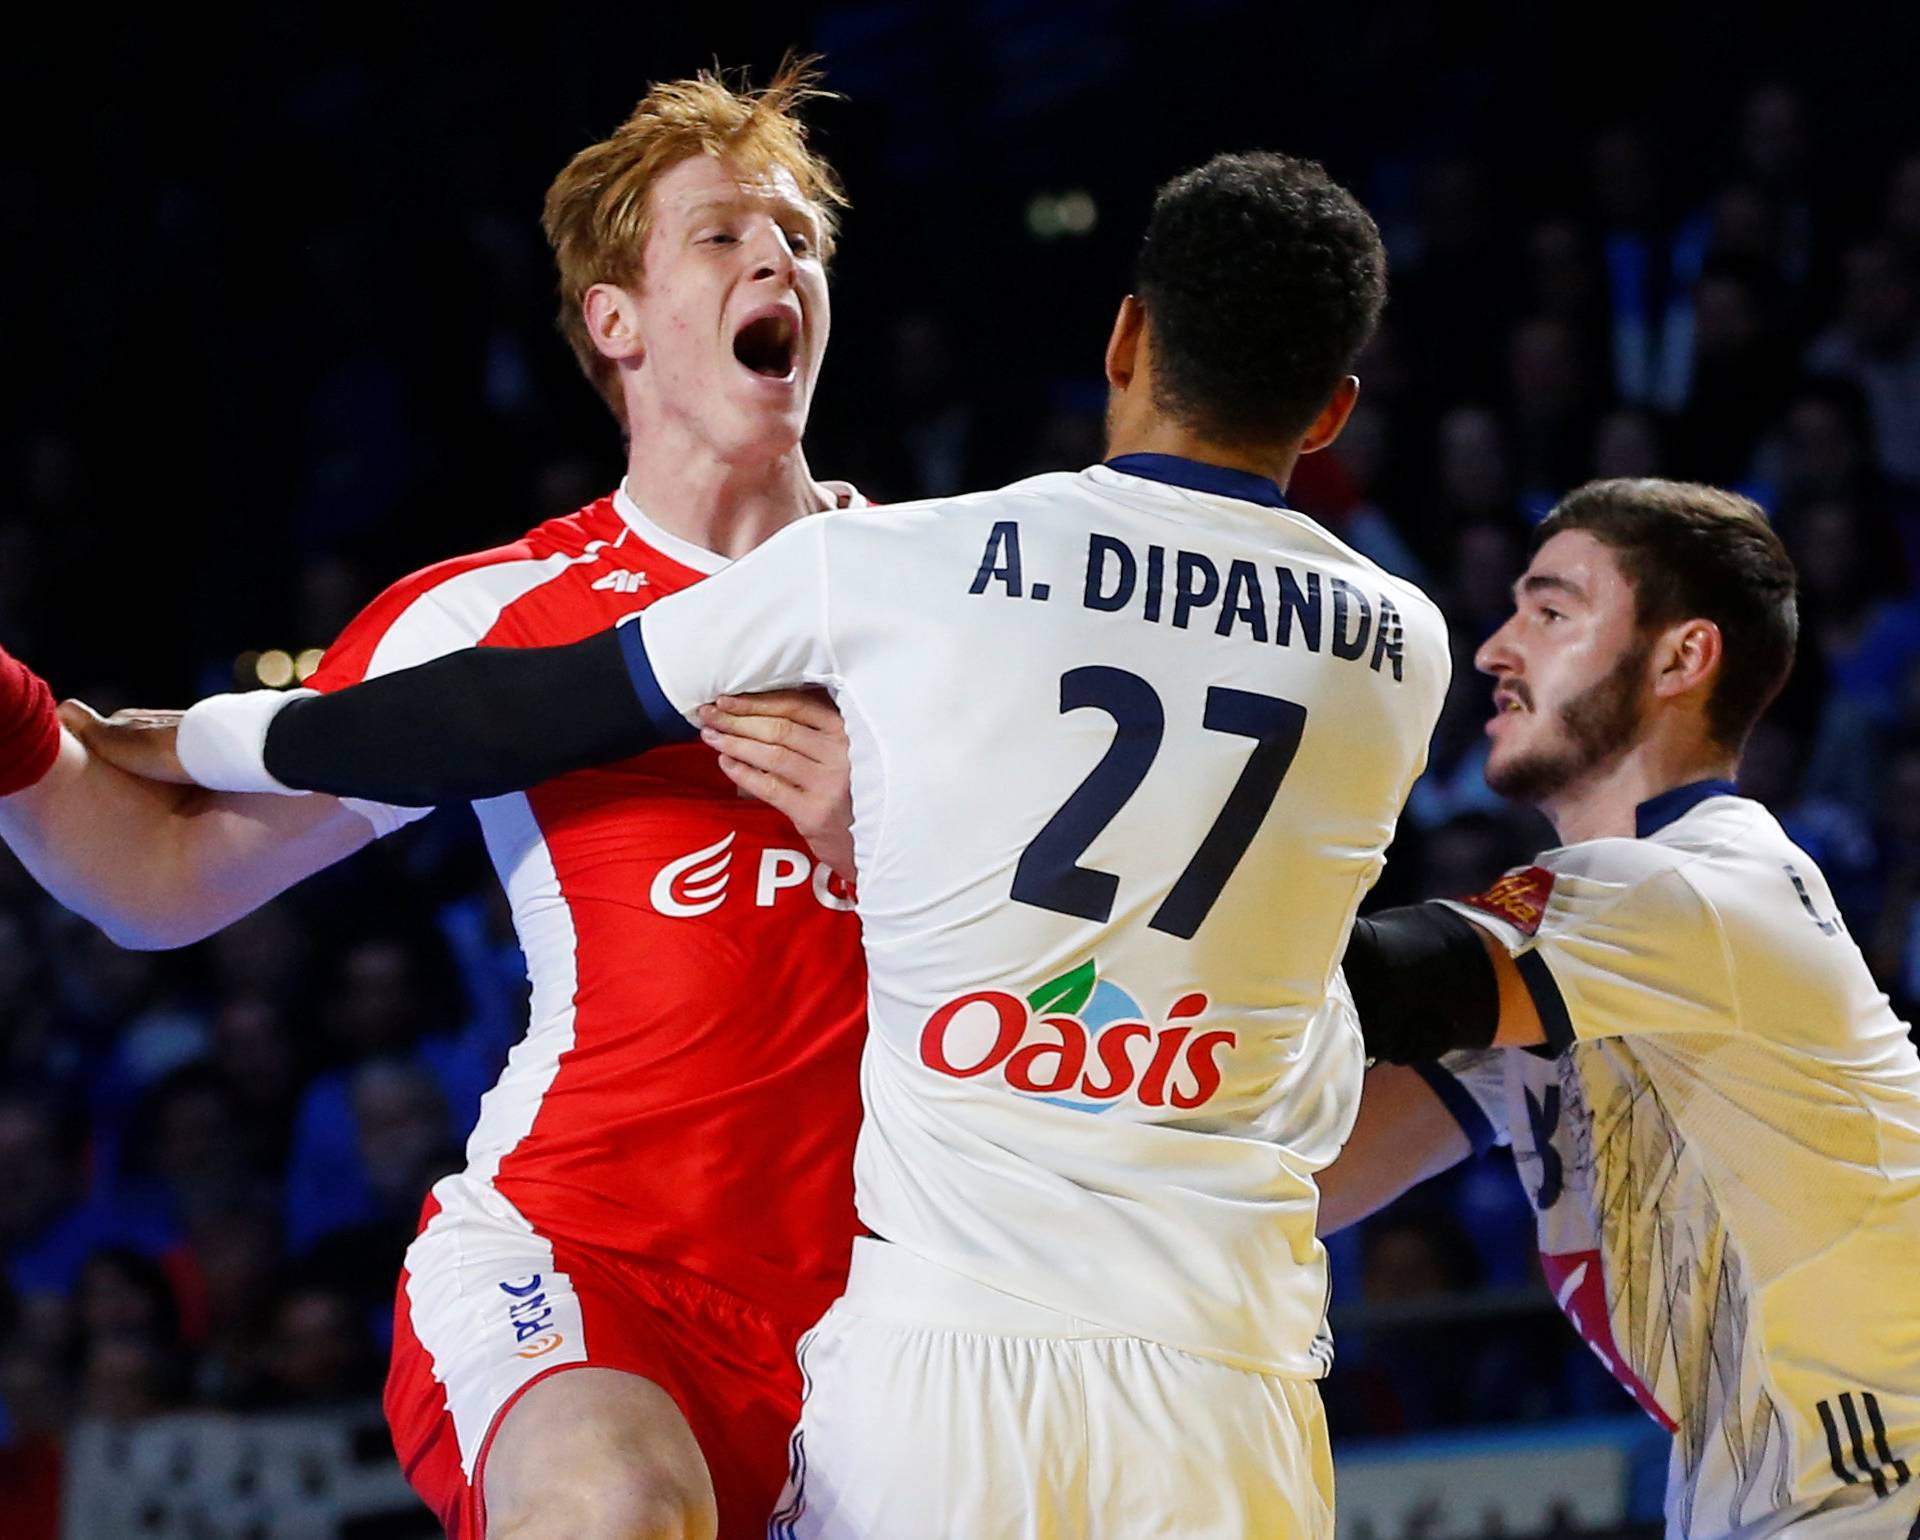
[0,61,869,1540]
[109,152,1443,1538]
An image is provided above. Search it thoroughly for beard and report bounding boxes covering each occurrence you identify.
[1485,639,1652,805]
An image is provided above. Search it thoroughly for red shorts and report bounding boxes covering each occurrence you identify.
[384,1182,812,1540]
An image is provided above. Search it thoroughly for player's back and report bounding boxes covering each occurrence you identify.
[821,458,1449,1371]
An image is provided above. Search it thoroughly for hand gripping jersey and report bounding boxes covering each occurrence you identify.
[1429,785,1920,1539]
[309,487,868,1320]
[629,456,1451,1375]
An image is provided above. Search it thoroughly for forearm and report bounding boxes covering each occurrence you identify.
[254,627,677,805]
[1316,1063,1474,1235]
[0,728,374,948]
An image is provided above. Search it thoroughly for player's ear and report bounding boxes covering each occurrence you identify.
[1104,295,1146,393]
[1297,377,1360,455]
[1652,617,1723,702]
[584,283,646,366]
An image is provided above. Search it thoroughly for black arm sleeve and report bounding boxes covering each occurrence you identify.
[1343,902,1502,1063]
[262,627,673,806]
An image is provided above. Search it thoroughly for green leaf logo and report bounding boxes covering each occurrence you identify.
[1028,959,1097,1017]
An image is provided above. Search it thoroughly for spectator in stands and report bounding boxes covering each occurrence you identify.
[1806,240,1920,488]
[247,1281,382,1409]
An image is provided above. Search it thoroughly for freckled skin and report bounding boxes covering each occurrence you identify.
[621,156,832,468]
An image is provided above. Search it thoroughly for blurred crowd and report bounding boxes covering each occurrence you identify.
[5,3,1920,1520]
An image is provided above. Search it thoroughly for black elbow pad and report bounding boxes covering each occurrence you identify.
[1344,903,1501,1063]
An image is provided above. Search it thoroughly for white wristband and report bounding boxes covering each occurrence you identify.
[176,690,311,795]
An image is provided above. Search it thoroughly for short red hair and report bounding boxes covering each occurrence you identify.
[540,56,847,415]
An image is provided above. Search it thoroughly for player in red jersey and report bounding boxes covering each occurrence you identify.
[0,63,866,1540]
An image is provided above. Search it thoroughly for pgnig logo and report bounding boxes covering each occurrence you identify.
[918,960,1231,1113]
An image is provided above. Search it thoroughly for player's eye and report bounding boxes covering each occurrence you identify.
[1538,607,1564,623]
[785,227,814,254]
[702,231,738,247]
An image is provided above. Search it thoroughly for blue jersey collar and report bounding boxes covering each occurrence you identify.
[1634,778,1740,838]
[1104,453,1291,511]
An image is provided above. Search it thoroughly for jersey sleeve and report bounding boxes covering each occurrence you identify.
[626,515,839,723]
[1414,1050,1512,1152]
[302,550,540,833]
[1440,859,1740,1052]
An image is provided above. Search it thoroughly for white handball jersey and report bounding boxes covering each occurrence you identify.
[628,455,1449,1375]
[1428,785,1920,1538]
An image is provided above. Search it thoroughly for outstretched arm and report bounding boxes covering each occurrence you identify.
[146,516,842,810]
[0,651,375,950]
[146,626,677,807]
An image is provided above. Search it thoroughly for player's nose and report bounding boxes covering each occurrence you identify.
[1475,616,1521,677]
[745,223,798,285]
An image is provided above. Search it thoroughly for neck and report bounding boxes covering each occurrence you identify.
[1539,732,1737,844]
[621,420,833,561]
[1106,420,1298,490]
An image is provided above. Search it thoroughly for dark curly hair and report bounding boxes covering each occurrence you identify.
[1133,151,1387,445]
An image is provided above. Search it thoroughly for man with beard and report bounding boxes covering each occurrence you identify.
[1325,477,1920,1539]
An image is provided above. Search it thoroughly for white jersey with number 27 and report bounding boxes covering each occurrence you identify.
[635,459,1450,1375]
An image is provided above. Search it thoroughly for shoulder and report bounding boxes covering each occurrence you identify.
[311,498,622,688]
[1445,835,1713,956]
[1544,796,1774,892]
[823,473,1077,533]
[799,477,1076,566]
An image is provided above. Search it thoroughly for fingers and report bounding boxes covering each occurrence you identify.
[706,689,844,738]
[715,754,825,830]
[715,755,858,885]
[714,687,836,720]
[57,699,104,735]
[700,724,808,780]
[59,705,195,783]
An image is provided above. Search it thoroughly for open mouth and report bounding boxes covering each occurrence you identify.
[733,312,799,380]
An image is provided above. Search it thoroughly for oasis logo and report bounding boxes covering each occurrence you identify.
[498,1274,557,1350]
[918,960,1230,1113]
[649,833,857,918]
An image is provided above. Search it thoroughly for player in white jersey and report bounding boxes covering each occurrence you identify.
[1323,478,1920,1539]
[101,153,1450,1536]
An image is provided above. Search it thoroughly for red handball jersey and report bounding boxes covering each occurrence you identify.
[309,487,868,1321]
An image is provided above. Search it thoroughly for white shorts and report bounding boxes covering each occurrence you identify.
[768,1237,1335,1540]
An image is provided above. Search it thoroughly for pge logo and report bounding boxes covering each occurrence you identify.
[918,960,1230,1113]
[650,833,857,918]
[498,1274,557,1346]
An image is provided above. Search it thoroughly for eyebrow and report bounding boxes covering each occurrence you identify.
[1514,572,1587,603]
[681,193,822,233]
